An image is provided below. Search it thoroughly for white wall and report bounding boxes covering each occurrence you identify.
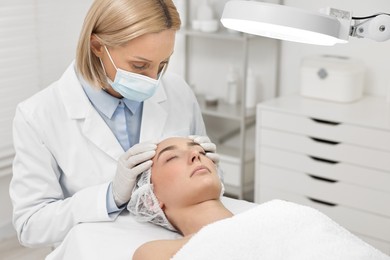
[279,0,390,96]
[36,0,93,88]
[0,175,13,240]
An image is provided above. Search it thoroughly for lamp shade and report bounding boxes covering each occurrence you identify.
[221,1,349,46]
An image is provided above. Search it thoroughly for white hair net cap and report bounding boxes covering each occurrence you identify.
[127,169,177,232]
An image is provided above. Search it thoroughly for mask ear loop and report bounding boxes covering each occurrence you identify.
[157,64,166,81]
[100,45,120,91]
[98,58,108,91]
[104,45,118,70]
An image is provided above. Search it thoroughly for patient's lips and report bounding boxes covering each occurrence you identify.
[191,165,210,177]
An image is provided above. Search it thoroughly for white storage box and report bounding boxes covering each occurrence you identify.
[300,55,366,102]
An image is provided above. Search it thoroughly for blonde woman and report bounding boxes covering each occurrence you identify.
[10,0,217,247]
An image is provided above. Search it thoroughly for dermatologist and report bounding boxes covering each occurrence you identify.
[10,0,217,247]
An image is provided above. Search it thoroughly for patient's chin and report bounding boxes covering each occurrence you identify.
[193,181,222,201]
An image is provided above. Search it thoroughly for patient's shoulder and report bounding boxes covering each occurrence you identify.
[133,236,191,260]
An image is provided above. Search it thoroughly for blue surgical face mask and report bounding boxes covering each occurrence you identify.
[102,46,163,102]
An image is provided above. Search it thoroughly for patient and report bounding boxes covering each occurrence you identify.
[128,137,389,260]
[128,137,231,259]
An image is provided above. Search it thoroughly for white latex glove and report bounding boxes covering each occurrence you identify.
[189,135,220,164]
[112,142,157,207]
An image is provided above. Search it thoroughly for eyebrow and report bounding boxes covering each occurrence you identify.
[156,141,202,160]
[132,56,152,62]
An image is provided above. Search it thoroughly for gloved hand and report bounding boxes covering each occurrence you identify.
[112,142,157,207]
[189,135,220,164]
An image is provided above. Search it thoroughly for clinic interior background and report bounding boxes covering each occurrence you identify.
[1,0,390,241]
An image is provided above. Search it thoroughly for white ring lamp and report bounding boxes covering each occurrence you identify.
[221,1,390,46]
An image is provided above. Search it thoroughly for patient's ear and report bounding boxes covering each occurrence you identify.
[154,193,164,209]
[159,201,164,209]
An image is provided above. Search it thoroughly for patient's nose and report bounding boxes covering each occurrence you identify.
[189,150,201,163]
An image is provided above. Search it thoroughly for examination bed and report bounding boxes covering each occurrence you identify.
[46,197,389,260]
[45,196,255,259]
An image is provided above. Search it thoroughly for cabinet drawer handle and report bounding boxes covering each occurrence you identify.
[310,118,340,126]
[307,174,338,183]
[309,137,340,145]
[309,156,339,165]
[307,197,337,207]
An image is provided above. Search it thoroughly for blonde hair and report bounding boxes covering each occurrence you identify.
[76,0,181,88]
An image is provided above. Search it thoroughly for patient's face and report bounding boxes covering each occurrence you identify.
[151,137,221,209]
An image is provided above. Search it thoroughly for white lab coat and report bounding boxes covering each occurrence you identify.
[10,62,206,247]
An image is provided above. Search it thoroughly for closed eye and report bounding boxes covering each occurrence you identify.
[132,63,149,70]
[166,155,178,162]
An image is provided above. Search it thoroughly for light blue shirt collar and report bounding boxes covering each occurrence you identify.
[79,77,141,118]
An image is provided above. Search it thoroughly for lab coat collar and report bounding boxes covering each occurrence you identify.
[58,61,124,160]
[139,76,168,142]
[59,62,91,119]
[81,78,119,119]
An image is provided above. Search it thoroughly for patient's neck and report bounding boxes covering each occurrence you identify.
[167,199,233,236]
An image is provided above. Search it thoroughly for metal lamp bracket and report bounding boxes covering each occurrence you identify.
[351,14,390,42]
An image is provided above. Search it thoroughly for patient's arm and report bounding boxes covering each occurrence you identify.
[133,236,192,260]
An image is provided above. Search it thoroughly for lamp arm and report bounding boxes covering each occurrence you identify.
[350,14,390,42]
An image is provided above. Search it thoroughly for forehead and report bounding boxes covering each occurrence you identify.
[156,137,194,152]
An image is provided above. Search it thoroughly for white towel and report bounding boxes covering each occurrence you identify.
[173,200,389,260]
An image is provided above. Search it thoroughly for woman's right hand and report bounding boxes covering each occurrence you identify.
[112,142,157,207]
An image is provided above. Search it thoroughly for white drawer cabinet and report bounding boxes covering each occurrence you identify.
[255,95,390,255]
[219,154,254,198]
